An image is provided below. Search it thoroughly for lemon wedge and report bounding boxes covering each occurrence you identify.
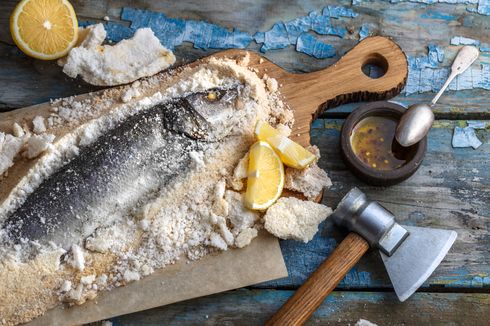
[10,0,78,60]
[255,121,316,169]
[244,141,284,210]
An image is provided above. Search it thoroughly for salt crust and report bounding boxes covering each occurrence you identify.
[0,53,332,325]
[0,56,295,325]
[61,24,176,86]
[285,163,332,200]
[264,197,333,243]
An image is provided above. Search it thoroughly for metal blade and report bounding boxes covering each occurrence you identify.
[380,225,457,302]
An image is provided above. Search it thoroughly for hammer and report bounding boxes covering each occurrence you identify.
[267,187,457,325]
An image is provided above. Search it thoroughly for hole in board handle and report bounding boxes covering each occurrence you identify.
[361,53,389,79]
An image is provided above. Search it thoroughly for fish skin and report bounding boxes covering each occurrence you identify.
[3,88,239,249]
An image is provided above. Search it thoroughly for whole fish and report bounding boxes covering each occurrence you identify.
[3,87,240,249]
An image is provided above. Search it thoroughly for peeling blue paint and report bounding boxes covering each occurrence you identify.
[353,0,490,16]
[480,44,490,52]
[428,43,445,64]
[404,43,490,95]
[104,22,134,42]
[475,0,490,15]
[322,5,358,18]
[121,7,253,50]
[450,36,480,46]
[420,9,457,20]
[435,267,490,287]
[81,8,253,50]
[452,126,483,149]
[296,33,336,59]
[390,0,478,3]
[359,24,370,40]
[467,120,487,128]
[253,7,353,53]
[79,7,490,103]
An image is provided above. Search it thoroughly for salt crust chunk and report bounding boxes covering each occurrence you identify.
[0,133,23,175]
[123,270,141,282]
[12,123,25,137]
[80,274,96,285]
[61,24,176,86]
[235,227,258,248]
[230,152,249,191]
[212,179,228,216]
[285,163,332,200]
[69,244,85,271]
[225,190,259,234]
[32,116,46,134]
[209,232,228,251]
[60,280,72,292]
[25,134,55,159]
[264,197,332,242]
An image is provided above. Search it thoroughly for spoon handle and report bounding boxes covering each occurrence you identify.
[430,71,457,105]
[430,45,479,106]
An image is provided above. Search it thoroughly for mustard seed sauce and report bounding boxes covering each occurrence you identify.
[350,116,412,171]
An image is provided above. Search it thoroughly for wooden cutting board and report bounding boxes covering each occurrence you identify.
[1,36,407,325]
[0,36,407,157]
[209,36,408,146]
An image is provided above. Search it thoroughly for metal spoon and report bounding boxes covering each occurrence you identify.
[395,45,480,147]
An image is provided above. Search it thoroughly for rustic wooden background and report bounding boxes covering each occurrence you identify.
[0,0,489,325]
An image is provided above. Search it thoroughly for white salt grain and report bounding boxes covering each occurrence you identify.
[189,151,205,168]
[32,116,46,134]
[235,228,258,248]
[265,77,279,92]
[60,280,72,292]
[12,123,25,138]
[230,152,248,191]
[80,274,96,285]
[0,133,23,175]
[123,270,141,282]
[209,232,228,251]
[219,223,235,246]
[25,134,55,159]
[70,244,85,271]
[225,191,258,234]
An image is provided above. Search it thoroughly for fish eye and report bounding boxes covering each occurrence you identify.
[205,89,226,102]
[207,91,218,101]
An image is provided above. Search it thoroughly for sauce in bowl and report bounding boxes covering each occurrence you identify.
[350,116,417,171]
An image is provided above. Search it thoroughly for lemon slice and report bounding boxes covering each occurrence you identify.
[10,0,78,60]
[244,141,284,210]
[255,121,316,169]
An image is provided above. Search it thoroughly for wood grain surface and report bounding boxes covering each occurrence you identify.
[267,233,370,325]
[211,36,407,145]
[104,289,490,326]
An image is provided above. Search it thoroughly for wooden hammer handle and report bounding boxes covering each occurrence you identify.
[266,233,370,326]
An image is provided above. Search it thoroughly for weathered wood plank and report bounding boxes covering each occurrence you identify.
[260,119,490,290]
[1,0,490,115]
[94,289,490,326]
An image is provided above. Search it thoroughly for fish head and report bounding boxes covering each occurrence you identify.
[184,86,241,140]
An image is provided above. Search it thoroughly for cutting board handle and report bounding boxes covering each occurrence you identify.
[266,233,370,326]
[280,36,408,118]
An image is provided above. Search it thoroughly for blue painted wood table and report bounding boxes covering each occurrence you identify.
[1,0,489,325]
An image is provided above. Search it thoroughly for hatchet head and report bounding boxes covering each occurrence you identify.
[332,188,457,302]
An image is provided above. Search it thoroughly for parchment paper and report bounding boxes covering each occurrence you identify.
[27,231,287,325]
[0,58,289,326]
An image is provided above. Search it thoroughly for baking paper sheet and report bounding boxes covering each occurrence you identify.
[27,231,287,325]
